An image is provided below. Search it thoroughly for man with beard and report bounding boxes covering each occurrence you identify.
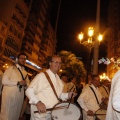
[0,53,30,120]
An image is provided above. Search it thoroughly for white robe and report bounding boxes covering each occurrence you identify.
[63,82,76,93]
[77,84,102,120]
[0,64,29,120]
[106,70,120,120]
[0,70,3,95]
[98,85,109,98]
[26,69,69,120]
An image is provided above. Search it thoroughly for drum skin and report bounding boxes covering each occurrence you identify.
[95,109,106,120]
[51,102,81,120]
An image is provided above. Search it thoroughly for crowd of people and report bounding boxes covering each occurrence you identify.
[0,53,120,120]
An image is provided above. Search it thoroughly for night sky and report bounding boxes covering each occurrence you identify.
[50,0,110,74]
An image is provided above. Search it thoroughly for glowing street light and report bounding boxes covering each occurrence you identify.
[78,27,103,83]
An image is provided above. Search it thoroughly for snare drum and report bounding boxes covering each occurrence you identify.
[51,102,81,120]
[95,109,106,120]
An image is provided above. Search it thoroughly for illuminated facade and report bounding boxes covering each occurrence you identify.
[0,0,56,74]
[107,0,120,79]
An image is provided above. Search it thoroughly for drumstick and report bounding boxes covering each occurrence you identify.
[34,105,68,113]
[67,88,75,109]
[95,114,106,115]
[99,98,107,107]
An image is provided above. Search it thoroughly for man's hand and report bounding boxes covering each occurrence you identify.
[87,110,94,116]
[102,97,108,103]
[36,101,46,113]
[68,92,77,99]
[19,80,27,86]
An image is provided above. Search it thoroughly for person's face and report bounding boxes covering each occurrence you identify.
[92,77,100,88]
[61,76,68,83]
[49,56,62,74]
[72,78,77,84]
[103,80,109,87]
[18,55,26,66]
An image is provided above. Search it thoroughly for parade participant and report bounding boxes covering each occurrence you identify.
[0,59,3,95]
[63,76,77,93]
[0,53,30,120]
[60,73,68,85]
[99,79,109,98]
[106,69,120,120]
[26,55,76,120]
[77,75,103,120]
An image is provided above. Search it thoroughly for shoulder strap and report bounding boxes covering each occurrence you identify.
[15,65,28,80]
[44,71,61,101]
[89,86,99,105]
[102,85,109,95]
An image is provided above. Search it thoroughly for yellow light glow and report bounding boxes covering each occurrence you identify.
[78,32,84,41]
[98,34,103,42]
[88,37,92,43]
[99,73,111,81]
[59,69,63,72]
[88,27,94,37]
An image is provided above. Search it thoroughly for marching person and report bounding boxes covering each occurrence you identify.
[0,59,3,95]
[106,68,120,120]
[0,59,4,112]
[77,75,104,120]
[99,79,109,98]
[26,55,76,120]
[99,79,110,108]
[0,53,30,120]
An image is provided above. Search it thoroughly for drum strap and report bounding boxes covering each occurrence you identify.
[44,72,61,102]
[89,86,99,105]
[102,85,109,95]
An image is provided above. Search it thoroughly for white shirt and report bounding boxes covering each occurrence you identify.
[106,70,120,120]
[77,84,102,112]
[0,70,3,94]
[98,85,109,98]
[26,69,69,109]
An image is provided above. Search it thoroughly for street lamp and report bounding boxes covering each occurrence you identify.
[78,27,103,83]
[78,27,102,52]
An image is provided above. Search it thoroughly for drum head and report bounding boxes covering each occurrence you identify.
[51,102,81,120]
[95,109,106,120]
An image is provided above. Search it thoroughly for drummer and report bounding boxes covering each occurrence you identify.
[26,55,76,120]
[77,75,106,120]
[98,79,110,107]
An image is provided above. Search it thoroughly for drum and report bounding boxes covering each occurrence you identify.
[95,109,106,120]
[51,102,81,120]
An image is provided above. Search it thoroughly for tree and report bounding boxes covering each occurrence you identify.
[58,50,86,78]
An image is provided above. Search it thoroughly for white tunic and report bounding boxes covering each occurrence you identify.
[26,69,69,120]
[0,64,29,120]
[98,85,109,98]
[106,70,120,120]
[0,70,3,95]
[77,84,102,120]
[63,82,76,93]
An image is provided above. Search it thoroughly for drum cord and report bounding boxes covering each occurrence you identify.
[67,88,75,109]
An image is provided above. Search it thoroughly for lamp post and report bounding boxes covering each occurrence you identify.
[93,0,100,74]
[78,27,102,83]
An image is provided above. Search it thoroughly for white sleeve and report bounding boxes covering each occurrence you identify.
[60,93,69,101]
[25,87,39,105]
[25,74,43,105]
[77,89,89,112]
[2,67,17,86]
[112,75,120,111]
